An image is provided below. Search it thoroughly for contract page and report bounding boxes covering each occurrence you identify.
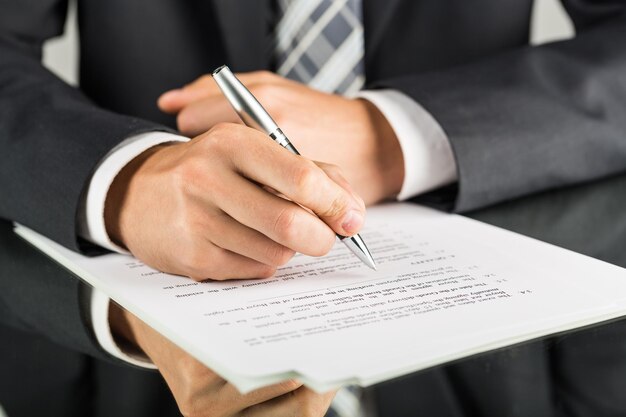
[16,204,626,393]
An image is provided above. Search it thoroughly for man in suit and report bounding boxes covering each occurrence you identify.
[1,0,626,416]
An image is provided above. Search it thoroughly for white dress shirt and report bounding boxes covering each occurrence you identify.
[77,89,458,367]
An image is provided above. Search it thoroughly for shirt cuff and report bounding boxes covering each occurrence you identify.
[77,131,189,253]
[357,89,458,200]
[91,288,157,369]
[78,131,188,368]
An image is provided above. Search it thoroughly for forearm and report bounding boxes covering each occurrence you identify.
[0,38,170,250]
[0,12,173,362]
[375,13,626,212]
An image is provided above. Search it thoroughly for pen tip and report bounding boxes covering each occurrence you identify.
[341,234,377,271]
[365,256,377,271]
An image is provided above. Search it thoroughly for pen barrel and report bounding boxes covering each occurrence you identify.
[212,66,280,134]
[212,66,302,156]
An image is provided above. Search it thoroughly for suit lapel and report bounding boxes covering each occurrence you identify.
[211,0,273,72]
[363,0,403,69]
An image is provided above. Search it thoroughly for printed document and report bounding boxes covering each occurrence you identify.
[16,204,626,393]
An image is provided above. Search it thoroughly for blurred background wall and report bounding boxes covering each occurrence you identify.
[42,0,575,87]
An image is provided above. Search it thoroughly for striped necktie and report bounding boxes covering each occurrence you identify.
[274,0,365,96]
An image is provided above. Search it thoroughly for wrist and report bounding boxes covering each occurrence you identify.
[104,144,170,249]
[358,99,404,200]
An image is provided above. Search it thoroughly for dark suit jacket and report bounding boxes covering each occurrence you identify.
[1,1,626,416]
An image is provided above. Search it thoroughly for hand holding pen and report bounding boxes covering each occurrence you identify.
[105,74,374,281]
[212,65,376,269]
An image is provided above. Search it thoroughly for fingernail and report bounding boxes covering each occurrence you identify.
[341,209,364,235]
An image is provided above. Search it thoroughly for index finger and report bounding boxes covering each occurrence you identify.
[225,127,366,237]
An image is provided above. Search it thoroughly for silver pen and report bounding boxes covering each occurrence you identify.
[212,65,377,270]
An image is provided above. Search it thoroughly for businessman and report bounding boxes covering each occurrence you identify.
[1,0,626,416]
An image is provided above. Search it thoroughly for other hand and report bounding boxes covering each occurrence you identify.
[105,123,365,280]
[110,304,336,417]
[158,71,404,205]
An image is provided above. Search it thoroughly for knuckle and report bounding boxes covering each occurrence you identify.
[273,207,299,242]
[266,245,295,266]
[196,126,237,159]
[179,248,210,280]
[203,122,248,155]
[322,193,349,219]
[204,123,234,149]
[291,160,320,193]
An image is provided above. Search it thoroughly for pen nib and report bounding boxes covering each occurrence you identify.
[342,234,377,270]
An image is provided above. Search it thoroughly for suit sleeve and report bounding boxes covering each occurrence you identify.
[0,220,107,359]
[0,0,169,251]
[375,1,626,212]
[0,1,166,361]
